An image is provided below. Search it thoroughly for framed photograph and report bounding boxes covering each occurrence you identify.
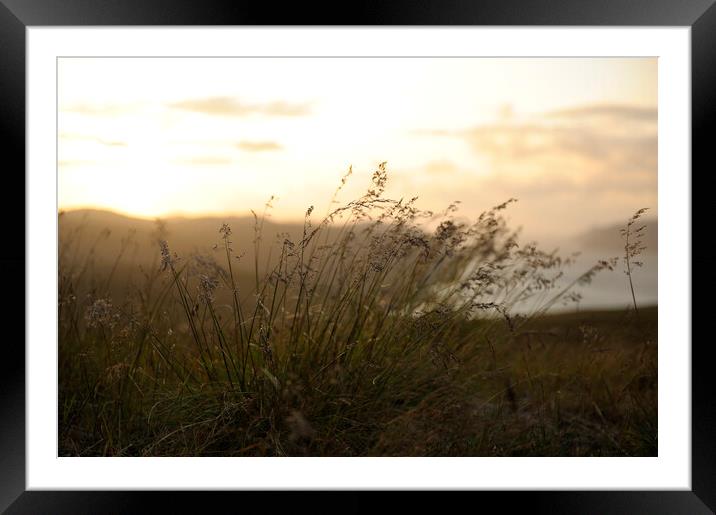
[3,0,713,512]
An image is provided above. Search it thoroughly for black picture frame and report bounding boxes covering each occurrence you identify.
[2,1,713,513]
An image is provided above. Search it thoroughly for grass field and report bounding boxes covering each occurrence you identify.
[58,165,656,456]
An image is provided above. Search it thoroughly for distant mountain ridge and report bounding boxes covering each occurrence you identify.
[59,209,322,275]
[59,208,657,309]
[59,209,658,259]
[574,218,657,255]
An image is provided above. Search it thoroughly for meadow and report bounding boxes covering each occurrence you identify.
[58,164,656,456]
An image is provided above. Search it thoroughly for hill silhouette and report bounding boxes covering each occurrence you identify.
[59,209,657,310]
[575,218,657,254]
[59,209,307,271]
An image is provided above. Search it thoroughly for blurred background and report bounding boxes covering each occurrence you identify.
[58,57,657,310]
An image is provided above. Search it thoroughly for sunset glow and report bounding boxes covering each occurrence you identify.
[58,57,657,237]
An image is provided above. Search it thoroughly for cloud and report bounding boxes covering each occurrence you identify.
[462,123,656,176]
[236,140,283,152]
[432,102,657,184]
[544,103,656,123]
[61,103,137,117]
[169,97,311,117]
[172,156,232,166]
[407,102,657,235]
[60,133,127,147]
[423,160,458,175]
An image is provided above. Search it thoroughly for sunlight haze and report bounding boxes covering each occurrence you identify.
[58,57,657,239]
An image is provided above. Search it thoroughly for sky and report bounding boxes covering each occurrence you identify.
[58,57,657,239]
